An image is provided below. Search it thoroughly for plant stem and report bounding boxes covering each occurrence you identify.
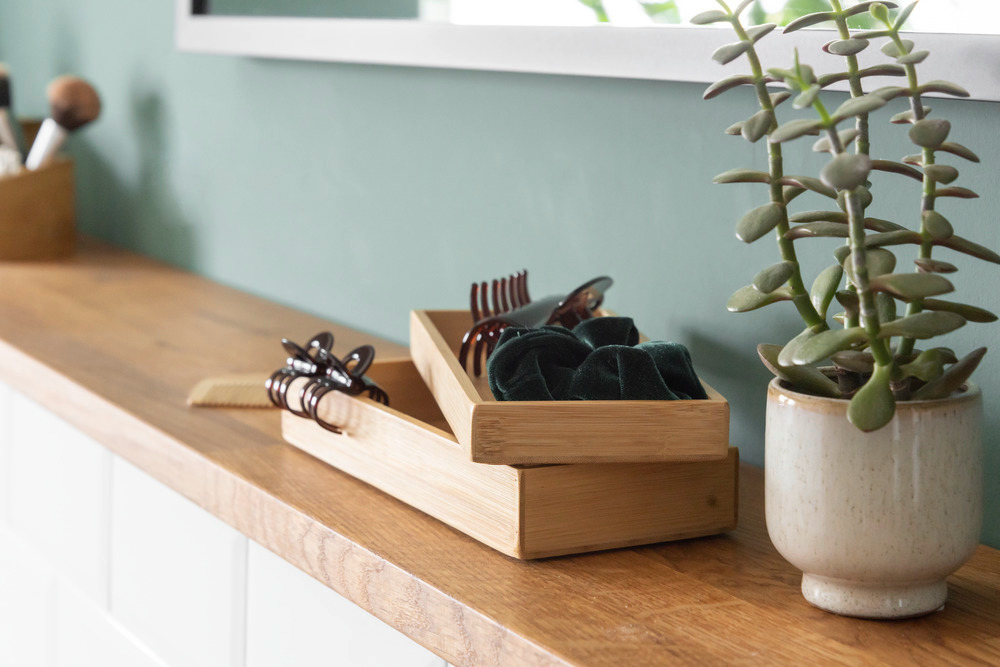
[733,19,827,330]
[829,1,867,329]
[814,104,894,368]
[888,30,937,357]
[829,1,870,156]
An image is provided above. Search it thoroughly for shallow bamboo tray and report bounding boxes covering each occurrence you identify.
[280,359,739,559]
[0,157,75,260]
[409,310,730,465]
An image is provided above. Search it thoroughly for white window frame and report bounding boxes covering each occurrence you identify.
[175,0,1000,102]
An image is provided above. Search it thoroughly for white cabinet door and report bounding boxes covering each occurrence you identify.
[246,541,445,667]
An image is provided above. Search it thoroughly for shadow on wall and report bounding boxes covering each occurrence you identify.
[682,329,772,455]
[72,82,198,269]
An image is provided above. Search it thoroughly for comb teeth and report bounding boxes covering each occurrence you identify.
[466,270,530,323]
[459,270,533,375]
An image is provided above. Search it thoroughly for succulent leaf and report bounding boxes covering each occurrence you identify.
[691,9,730,25]
[922,210,954,240]
[736,202,785,243]
[833,246,852,265]
[785,222,849,240]
[852,30,892,39]
[810,264,844,319]
[869,272,954,299]
[897,50,929,65]
[835,290,860,319]
[863,217,906,232]
[793,84,821,110]
[890,109,927,124]
[938,142,980,163]
[899,349,948,383]
[777,326,823,366]
[848,1,899,16]
[725,121,744,136]
[864,230,923,248]
[939,235,1000,264]
[881,40,915,58]
[912,347,987,400]
[924,164,959,184]
[746,23,776,43]
[753,261,796,294]
[848,366,896,432]
[894,1,919,29]
[819,65,904,88]
[870,159,923,181]
[914,258,958,273]
[935,186,979,199]
[783,186,807,204]
[783,11,836,33]
[779,176,837,198]
[790,211,846,223]
[770,118,824,143]
[844,248,896,283]
[704,75,757,100]
[714,168,771,184]
[923,299,999,323]
[791,328,869,366]
[727,285,792,312]
[868,2,891,22]
[757,344,843,398]
[919,80,970,97]
[821,153,873,191]
[742,109,774,143]
[713,41,752,65]
[832,350,874,374]
[831,95,887,122]
[770,91,792,107]
[878,311,966,339]
[909,118,951,148]
[824,39,869,56]
[876,292,898,324]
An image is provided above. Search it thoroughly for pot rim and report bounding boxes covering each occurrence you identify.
[767,377,981,410]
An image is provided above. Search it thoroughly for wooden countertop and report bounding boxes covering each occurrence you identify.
[1,241,997,666]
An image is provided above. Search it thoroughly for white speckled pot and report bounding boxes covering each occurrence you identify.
[765,378,983,619]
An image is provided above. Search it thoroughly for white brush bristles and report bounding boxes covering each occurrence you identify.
[25,117,67,170]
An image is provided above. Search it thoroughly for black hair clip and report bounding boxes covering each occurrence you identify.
[266,332,334,416]
[300,344,389,433]
[266,332,389,434]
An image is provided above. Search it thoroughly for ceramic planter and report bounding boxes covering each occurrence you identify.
[765,378,983,619]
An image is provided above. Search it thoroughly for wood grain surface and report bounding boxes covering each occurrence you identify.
[0,241,997,666]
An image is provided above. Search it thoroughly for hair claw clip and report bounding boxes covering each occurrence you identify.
[299,343,389,433]
[458,273,613,377]
[266,332,335,415]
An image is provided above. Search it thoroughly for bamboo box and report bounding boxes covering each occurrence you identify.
[0,157,75,261]
[281,359,739,559]
[409,310,730,465]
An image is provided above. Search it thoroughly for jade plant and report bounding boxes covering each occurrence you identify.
[701,0,998,431]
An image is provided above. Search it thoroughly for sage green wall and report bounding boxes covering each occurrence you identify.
[1,0,997,546]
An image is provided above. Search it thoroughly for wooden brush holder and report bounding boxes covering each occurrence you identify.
[0,120,76,261]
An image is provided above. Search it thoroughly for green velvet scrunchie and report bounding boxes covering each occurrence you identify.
[486,317,708,402]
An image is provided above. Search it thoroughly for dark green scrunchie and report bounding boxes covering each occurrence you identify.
[486,317,708,402]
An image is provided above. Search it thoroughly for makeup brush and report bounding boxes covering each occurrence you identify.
[0,64,24,160]
[25,75,101,170]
